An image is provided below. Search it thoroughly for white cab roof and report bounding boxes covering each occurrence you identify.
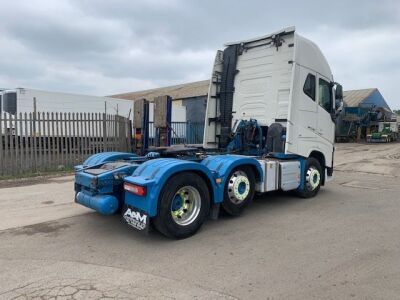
[295,34,333,81]
[225,26,333,81]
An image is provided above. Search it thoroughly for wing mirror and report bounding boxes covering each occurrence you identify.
[335,83,343,100]
[330,83,344,122]
[334,83,343,114]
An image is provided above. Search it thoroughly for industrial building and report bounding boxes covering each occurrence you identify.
[337,88,396,141]
[113,82,397,142]
[112,80,209,123]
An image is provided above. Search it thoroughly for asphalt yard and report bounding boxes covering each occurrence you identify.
[0,142,399,299]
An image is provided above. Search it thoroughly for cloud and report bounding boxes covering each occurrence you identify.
[306,25,400,107]
[0,0,399,108]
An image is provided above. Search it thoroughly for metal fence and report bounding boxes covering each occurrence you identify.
[0,112,132,176]
[0,112,205,177]
[148,122,204,146]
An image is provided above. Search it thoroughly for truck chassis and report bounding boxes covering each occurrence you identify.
[74,148,324,238]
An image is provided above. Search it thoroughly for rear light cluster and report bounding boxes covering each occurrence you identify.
[124,182,146,196]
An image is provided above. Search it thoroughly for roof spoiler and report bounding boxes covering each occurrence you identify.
[224,26,296,46]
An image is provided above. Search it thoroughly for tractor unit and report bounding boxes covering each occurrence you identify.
[74,27,343,239]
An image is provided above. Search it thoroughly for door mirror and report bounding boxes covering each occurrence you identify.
[331,83,344,121]
[334,83,344,113]
[335,83,343,100]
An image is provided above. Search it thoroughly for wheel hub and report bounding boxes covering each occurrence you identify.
[171,186,201,226]
[227,171,250,204]
[306,167,320,191]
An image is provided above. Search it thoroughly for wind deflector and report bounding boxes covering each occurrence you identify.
[219,44,239,148]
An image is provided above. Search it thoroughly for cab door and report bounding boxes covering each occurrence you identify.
[298,67,318,131]
[316,76,335,143]
[286,65,319,156]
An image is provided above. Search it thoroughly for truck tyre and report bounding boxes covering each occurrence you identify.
[296,157,322,198]
[153,172,210,239]
[222,166,255,216]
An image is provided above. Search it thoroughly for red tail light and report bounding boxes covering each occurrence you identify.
[124,183,146,196]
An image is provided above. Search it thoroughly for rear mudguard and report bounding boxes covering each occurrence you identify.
[201,155,264,184]
[124,155,263,217]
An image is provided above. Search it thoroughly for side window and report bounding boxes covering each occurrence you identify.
[318,79,332,113]
[303,74,316,101]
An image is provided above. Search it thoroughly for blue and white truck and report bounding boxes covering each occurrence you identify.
[74,27,343,239]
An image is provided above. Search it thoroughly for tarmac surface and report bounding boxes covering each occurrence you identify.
[0,143,399,299]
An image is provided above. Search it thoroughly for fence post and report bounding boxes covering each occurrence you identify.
[32,99,38,172]
[127,118,132,152]
[4,113,10,175]
[51,112,56,168]
[13,114,17,174]
[22,113,28,173]
[17,113,23,174]
[55,113,60,166]
[45,112,50,170]
[102,113,107,151]
[60,113,65,167]
[0,113,3,176]
[70,113,75,165]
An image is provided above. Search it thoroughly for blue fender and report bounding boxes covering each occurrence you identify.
[74,151,139,208]
[82,152,137,167]
[124,158,220,217]
[123,155,263,217]
[201,155,264,201]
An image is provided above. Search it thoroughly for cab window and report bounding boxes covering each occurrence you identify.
[303,74,316,101]
[318,79,332,113]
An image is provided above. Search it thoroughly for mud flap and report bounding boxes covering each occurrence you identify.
[122,206,150,234]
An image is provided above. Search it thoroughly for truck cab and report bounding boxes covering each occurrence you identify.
[204,26,343,179]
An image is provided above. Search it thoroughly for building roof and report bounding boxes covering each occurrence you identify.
[111,80,209,101]
[343,88,377,107]
[112,81,391,113]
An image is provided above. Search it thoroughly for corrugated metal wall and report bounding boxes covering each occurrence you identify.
[180,96,207,123]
